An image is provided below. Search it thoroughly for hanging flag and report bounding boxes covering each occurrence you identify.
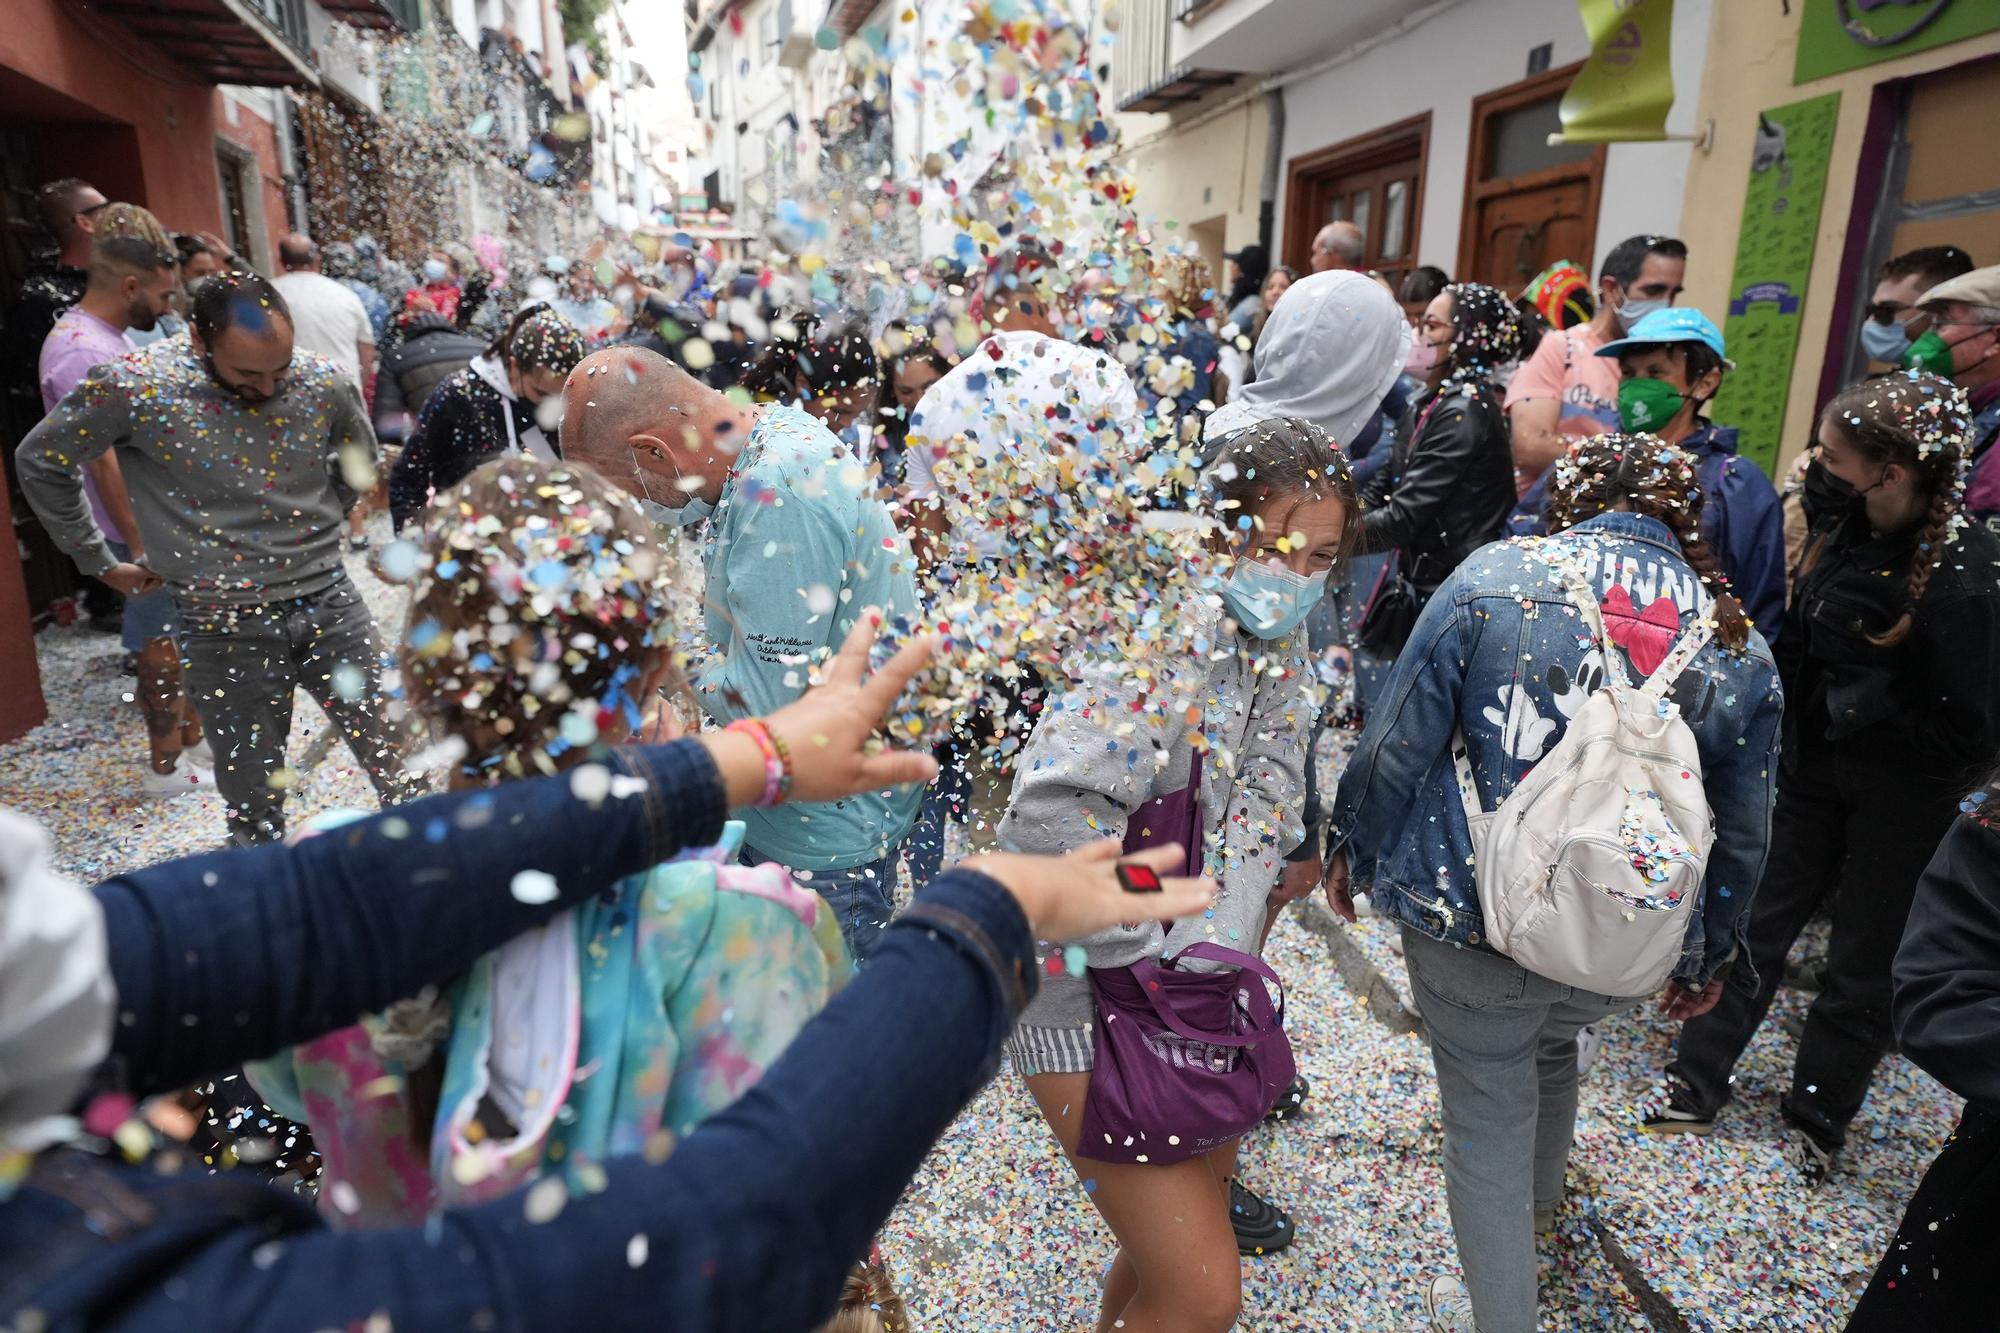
[1558,0,1678,143]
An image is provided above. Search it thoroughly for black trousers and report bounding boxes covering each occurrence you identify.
[1847,1103,1999,1331]
[1669,745,1959,1148]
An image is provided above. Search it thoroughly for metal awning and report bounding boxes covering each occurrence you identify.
[79,0,320,87]
[1117,65,1235,114]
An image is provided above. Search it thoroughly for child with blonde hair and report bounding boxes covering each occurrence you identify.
[251,453,851,1223]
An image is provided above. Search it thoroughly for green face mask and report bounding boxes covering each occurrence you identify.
[1618,377,1687,433]
[1903,329,1958,377]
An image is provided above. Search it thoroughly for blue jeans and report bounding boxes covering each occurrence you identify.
[743,844,900,963]
[900,743,971,891]
[6,738,1037,1331]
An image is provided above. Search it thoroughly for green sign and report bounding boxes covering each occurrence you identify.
[1712,92,1842,477]
[1795,0,2000,83]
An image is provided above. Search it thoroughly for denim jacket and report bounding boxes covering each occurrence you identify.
[1328,512,1785,987]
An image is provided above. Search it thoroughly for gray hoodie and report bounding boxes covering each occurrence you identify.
[998,601,1314,1029]
[15,335,375,607]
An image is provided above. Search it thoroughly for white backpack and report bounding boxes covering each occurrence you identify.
[1453,566,1715,996]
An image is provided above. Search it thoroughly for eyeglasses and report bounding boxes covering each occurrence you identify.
[1866,300,1917,325]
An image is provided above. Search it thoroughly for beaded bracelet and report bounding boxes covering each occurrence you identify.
[725,718,792,807]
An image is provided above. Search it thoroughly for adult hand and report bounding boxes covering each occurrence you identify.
[755,608,941,802]
[1660,978,1725,1021]
[1323,847,1355,923]
[965,840,1215,942]
[1270,855,1323,908]
[103,561,163,597]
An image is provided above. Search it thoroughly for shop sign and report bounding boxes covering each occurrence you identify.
[1795,0,2000,83]
[1712,92,1842,476]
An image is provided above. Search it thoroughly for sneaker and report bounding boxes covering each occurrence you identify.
[1575,1024,1603,1077]
[1534,1202,1558,1236]
[119,652,137,676]
[1424,1274,1478,1332]
[1263,1074,1309,1124]
[143,761,213,799]
[1352,891,1380,919]
[1640,1083,1715,1136]
[349,536,370,552]
[1229,1178,1295,1256]
[181,738,215,769]
[1790,1128,1837,1188]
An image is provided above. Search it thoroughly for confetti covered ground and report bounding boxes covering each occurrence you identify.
[0,511,1963,1331]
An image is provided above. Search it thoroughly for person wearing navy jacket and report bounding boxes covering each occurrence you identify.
[0,618,1216,1333]
[1510,308,1786,643]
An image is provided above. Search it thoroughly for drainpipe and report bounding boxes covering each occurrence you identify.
[1257,85,1282,258]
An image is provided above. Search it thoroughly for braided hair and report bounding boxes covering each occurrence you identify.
[1437,281,1523,393]
[1818,370,1974,648]
[487,302,586,376]
[815,1261,910,1333]
[1546,432,1752,651]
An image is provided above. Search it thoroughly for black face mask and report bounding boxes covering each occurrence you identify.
[1802,455,1886,525]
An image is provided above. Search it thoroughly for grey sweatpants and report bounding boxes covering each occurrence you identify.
[1401,927,1639,1333]
[177,577,418,845]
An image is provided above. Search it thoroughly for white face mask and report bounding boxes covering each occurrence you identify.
[1616,291,1668,333]
[0,809,113,1176]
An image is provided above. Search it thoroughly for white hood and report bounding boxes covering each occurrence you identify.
[1203,269,1412,452]
[0,808,113,1156]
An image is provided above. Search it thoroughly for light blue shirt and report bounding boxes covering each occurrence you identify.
[694,404,923,869]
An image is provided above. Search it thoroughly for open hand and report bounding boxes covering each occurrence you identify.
[756,609,941,802]
[965,840,1215,942]
[1270,855,1323,908]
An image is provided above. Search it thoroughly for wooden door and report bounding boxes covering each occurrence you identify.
[1465,172,1596,292]
[1283,113,1430,291]
[1456,64,1605,297]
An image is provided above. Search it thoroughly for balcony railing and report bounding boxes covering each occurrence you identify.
[1112,0,1173,112]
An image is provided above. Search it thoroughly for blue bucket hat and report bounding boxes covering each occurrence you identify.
[1595,307,1729,362]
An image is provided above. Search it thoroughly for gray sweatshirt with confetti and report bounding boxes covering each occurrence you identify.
[999,604,1314,1029]
[16,335,376,607]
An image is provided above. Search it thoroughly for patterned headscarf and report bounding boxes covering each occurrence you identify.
[504,305,587,375]
[1439,281,1524,393]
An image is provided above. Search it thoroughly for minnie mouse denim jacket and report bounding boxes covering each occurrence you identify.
[1327,511,1785,989]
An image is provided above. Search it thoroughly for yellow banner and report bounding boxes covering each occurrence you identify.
[1559,0,1678,143]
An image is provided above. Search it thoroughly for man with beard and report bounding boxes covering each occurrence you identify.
[36,235,214,798]
[16,269,418,843]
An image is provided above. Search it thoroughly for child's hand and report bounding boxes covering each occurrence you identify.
[756,609,941,802]
[962,840,1216,942]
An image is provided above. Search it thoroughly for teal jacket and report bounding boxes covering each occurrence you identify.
[695,404,923,868]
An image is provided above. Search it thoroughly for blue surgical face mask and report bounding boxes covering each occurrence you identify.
[422,259,450,283]
[1859,318,1913,364]
[1221,560,1328,639]
[633,460,715,527]
[1615,292,1668,334]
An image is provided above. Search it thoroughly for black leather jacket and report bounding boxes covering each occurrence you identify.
[1358,380,1514,594]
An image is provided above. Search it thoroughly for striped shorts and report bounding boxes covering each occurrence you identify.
[1004,1022,1096,1075]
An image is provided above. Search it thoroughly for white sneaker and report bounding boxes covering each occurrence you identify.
[1425,1274,1478,1332]
[1576,1024,1603,1077]
[180,739,215,769]
[143,761,213,799]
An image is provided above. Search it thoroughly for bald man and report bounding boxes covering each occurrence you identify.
[273,231,375,392]
[1310,221,1365,274]
[563,347,923,960]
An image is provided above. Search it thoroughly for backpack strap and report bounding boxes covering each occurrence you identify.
[1638,616,1715,705]
[1559,562,1631,687]
[1450,727,1482,819]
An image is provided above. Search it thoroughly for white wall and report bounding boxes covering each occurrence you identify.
[1275,0,1711,279]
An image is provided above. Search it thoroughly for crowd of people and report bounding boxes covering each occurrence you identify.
[5,159,2000,1333]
